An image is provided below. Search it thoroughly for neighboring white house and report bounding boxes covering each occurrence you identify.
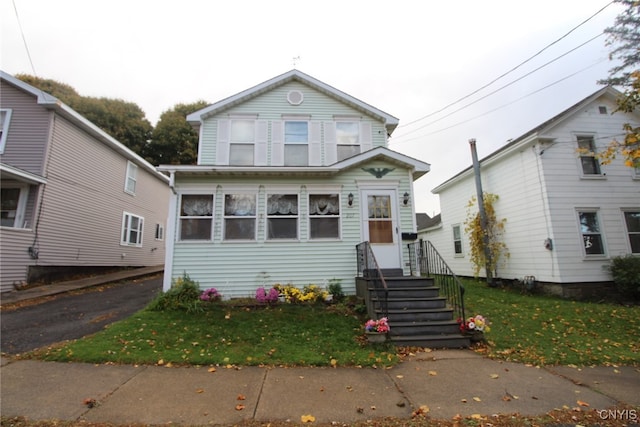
[158,69,431,297]
[0,70,170,293]
[420,86,640,298]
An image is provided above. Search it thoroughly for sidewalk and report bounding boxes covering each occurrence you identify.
[2,350,638,425]
[0,265,164,306]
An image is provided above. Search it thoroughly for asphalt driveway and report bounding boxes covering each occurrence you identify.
[0,275,162,354]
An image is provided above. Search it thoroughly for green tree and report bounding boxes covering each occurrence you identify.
[146,101,208,165]
[15,74,152,157]
[464,193,509,278]
[597,0,640,168]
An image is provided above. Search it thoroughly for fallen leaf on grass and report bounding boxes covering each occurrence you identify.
[412,405,430,417]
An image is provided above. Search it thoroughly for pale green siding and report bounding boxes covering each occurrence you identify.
[169,159,417,298]
[198,81,387,166]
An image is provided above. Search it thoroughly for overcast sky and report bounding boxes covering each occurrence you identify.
[1,0,622,215]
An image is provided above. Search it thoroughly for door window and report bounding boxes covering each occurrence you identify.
[367,195,393,243]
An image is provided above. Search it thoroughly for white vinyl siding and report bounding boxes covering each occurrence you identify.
[121,212,144,247]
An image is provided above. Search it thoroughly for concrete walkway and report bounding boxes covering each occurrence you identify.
[2,350,638,425]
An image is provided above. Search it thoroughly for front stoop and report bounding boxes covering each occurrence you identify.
[356,275,470,349]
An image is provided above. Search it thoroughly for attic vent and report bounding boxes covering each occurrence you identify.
[598,106,608,114]
[287,90,304,105]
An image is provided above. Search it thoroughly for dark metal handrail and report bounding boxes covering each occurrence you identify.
[356,241,388,318]
[407,240,466,322]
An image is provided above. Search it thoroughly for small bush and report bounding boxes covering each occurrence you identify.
[255,286,279,304]
[147,273,203,313]
[606,255,640,299]
[327,279,345,302]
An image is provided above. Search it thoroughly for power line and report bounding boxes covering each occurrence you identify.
[11,0,38,76]
[398,1,614,130]
[391,32,606,142]
[389,58,608,145]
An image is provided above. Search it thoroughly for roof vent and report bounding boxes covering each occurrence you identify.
[287,90,304,105]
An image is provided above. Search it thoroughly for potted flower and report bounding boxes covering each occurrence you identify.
[458,314,490,342]
[364,317,390,343]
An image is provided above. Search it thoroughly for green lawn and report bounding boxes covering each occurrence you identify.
[30,303,398,367]
[26,280,640,368]
[462,278,640,366]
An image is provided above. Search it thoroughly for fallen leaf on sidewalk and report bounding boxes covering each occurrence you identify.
[472,397,481,402]
[301,414,315,423]
[237,394,246,401]
[490,373,499,379]
[577,400,590,407]
[235,404,245,411]
[428,370,437,376]
[196,388,204,394]
[208,367,216,373]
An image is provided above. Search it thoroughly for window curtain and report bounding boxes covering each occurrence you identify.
[267,195,298,215]
[182,196,213,216]
[309,195,339,216]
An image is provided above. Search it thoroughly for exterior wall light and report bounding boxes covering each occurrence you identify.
[348,192,354,207]
[403,192,410,206]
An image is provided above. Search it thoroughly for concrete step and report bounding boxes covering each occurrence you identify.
[371,296,447,310]
[389,333,470,349]
[377,307,454,322]
[388,320,462,336]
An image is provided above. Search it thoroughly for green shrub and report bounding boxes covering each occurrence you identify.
[606,255,640,299]
[147,273,203,313]
[328,278,345,302]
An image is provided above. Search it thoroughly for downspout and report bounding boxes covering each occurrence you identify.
[162,170,177,292]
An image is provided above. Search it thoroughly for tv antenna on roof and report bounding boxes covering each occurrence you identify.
[292,56,301,68]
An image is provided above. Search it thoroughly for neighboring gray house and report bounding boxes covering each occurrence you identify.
[0,70,170,293]
[158,69,431,297]
[420,86,640,298]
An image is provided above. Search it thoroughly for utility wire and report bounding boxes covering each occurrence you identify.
[389,58,607,145]
[12,0,38,76]
[399,0,614,129]
[391,32,606,142]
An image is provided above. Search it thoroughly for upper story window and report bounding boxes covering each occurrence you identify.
[0,109,12,153]
[267,194,298,239]
[224,194,256,240]
[284,121,308,166]
[452,224,463,255]
[577,136,602,176]
[179,194,213,241]
[121,212,144,247]
[1,184,29,228]
[623,211,640,254]
[336,121,360,161]
[125,161,138,194]
[309,193,340,239]
[229,120,255,166]
[578,210,605,256]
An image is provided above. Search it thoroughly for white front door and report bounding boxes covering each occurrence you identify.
[361,190,401,269]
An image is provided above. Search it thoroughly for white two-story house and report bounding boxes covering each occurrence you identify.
[421,86,640,298]
[158,70,431,297]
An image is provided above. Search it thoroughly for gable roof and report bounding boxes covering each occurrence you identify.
[416,213,441,230]
[432,86,625,193]
[187,69,400,134]
[0,70,169,184]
